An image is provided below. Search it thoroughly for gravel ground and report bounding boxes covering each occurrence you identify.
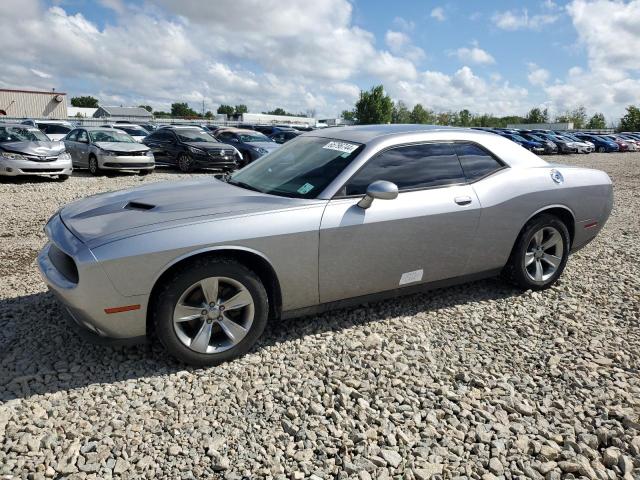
[0,155,638,480]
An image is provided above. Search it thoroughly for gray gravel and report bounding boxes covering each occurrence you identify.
[1,156,639,479]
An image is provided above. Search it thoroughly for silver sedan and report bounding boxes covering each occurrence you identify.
[39,125,613,366]
[63,127,155,175]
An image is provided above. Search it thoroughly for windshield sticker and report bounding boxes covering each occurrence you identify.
[322,141,359,154]
[297,183,315,195]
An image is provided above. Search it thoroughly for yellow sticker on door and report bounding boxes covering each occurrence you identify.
[399,269,423,285]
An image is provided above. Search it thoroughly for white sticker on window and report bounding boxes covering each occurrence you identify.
[297,182,314,194]
[322,141,359,154]
[399,269,423,285]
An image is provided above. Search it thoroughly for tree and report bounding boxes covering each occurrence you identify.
[171,102,199,117]
[525,107,549,124]
[556,106,587,129]
[354,85,393,125]
[586,113,606,129]
[138,105,152,112]
[341,110,356,122]
[217,105,235,115]
[410,104,435,124]
[267,108,288,116]
[204,111,214,119]
[70,96,99,108]
[619,105,640,132]
[234,104,248,115]
[391,101,411,124]
[458,109,472,127]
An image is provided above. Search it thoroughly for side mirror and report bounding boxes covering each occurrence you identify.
[357,180,398,209]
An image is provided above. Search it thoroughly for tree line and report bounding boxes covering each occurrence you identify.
[344,85,640,131]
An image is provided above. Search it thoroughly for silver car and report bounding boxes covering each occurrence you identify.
[63,126,154,175]
[0,123,72,180]
[38,125,613,365]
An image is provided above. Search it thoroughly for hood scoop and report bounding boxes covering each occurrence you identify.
[125,201,155,211]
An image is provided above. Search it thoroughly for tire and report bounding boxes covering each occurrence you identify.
[241,152,251,166]
[138,169,152,176]
[598,146,605,153]
[57,174,69,181]
[152,257,269,366]
[88,156,102,176]
[178,153,194,173]
[503,214,570,291]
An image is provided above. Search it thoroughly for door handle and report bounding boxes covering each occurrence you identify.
[454,196,472,206]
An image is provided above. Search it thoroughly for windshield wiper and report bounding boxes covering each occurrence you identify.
[226,179,263,193]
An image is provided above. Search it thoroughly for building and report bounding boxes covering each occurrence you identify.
[239,112,313,127]
[0,88,68,119]
[318,117,355,127]
[93,106,153,120]
[506,122,574,130]
[68,107,98,118]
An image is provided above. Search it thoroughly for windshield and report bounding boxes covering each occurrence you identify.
[511,134,527,142]
[0,126,49,143]
[527,134,544,141]
[229,136,363,198]
[239,133,271,143]
[176,129,216,143]
[89,130,136,143]
[118,126,148,136]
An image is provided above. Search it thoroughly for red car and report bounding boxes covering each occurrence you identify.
[603,135,629,152]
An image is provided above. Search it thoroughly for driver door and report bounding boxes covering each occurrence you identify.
[318,142,481,303]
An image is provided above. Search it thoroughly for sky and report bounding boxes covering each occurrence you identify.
[1,0,639,123]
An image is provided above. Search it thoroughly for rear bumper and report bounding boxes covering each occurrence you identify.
[0,157,72,177]
[37,214,148,340]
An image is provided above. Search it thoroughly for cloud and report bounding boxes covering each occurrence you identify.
[492,9,559,30]
[451,44,495,65]
[392,16,415,32]
[430,7,446,21]
[385,30,426,62]
[527,63,550,86]
[30,69,52,79]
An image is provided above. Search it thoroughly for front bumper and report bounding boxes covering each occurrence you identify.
[98,153,155,170]
[192,152,239,171]
[0,156,72,177]
[37,214,149,341]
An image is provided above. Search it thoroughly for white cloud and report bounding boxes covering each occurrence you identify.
[451,44,495,65]
[392,16,415,32]
[30,69,52,79]
[385,30,426,62]
[527,63,550,86]
[430,7,446,21]
[492,9,559,30]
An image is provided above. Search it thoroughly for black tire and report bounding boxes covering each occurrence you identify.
[57,174,69,181]
[151,257,269,366]
[178,153,194,173]
[138,169,153,176]
[241,152,251,166]
[598,146,605,153]
[88,156,102,176]
[503,214,570,291]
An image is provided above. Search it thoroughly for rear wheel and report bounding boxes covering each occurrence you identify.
[504,214,570,290]
[152,258,269,366]
[88,156,101,176]
[178,153,194,173]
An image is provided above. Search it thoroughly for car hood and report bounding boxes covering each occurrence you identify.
[245,141,280,151]
[95,142,149,152]
[59,178,318,248]
[183,141,228,151]
[0,140,65,155]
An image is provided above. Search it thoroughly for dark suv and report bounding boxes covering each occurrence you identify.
[143,127,241,173]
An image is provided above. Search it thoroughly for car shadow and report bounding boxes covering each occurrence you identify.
[0,278,522,401]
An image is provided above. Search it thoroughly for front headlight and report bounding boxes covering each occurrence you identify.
[188,146,205,155]
[145,150,154,157]
[1,152,27,161]
[58,152,71,161]
[101,150,117,157]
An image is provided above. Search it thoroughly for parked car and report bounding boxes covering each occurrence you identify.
[269,130,301,144]
[143,126,240,173]
[252,125,298,136]
[496,132,545,154]
[64,127,154,175]
[573,134,619,153]
[38,125,613,366]
[21,119,74,141]
[534,133,579,154]
[602,135,631,152]
[0,123,72,180]
[555,132,595,153]
[214,128,280,166]
[101,123,149,142]
[518,131,558,154]
[616,134,640,150]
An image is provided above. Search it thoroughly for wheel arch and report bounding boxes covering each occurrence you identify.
[146,246,283,335]
[523,205,576,246]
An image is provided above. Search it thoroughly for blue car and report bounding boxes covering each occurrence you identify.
[574,133,619,153]
[496,132,546,154]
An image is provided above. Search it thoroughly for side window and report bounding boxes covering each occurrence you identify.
[218,132,233,142]
[48,124,71,134]
[77,130,88,143]
[455,143,503,182]
[345,143,465,196]
[66,129,79,141]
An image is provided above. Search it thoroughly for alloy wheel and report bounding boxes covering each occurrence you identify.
[89,157,98,174]
[524,226,564,282]
[178,154,192,173]
[172,276,254,354]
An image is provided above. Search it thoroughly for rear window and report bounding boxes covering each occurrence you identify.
[454,143,504,181]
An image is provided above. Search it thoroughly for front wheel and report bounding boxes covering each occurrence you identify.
[152,258,269,366]
[598,146,605,153]
[178,153,194,173]
[88,156,102,176]
[504,214,570,290]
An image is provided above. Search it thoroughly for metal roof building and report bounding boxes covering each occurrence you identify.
[0,88,68,119]
[94,106,153,119]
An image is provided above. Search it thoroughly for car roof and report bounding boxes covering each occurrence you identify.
[218,128,262,135]
[304,124,491,143]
